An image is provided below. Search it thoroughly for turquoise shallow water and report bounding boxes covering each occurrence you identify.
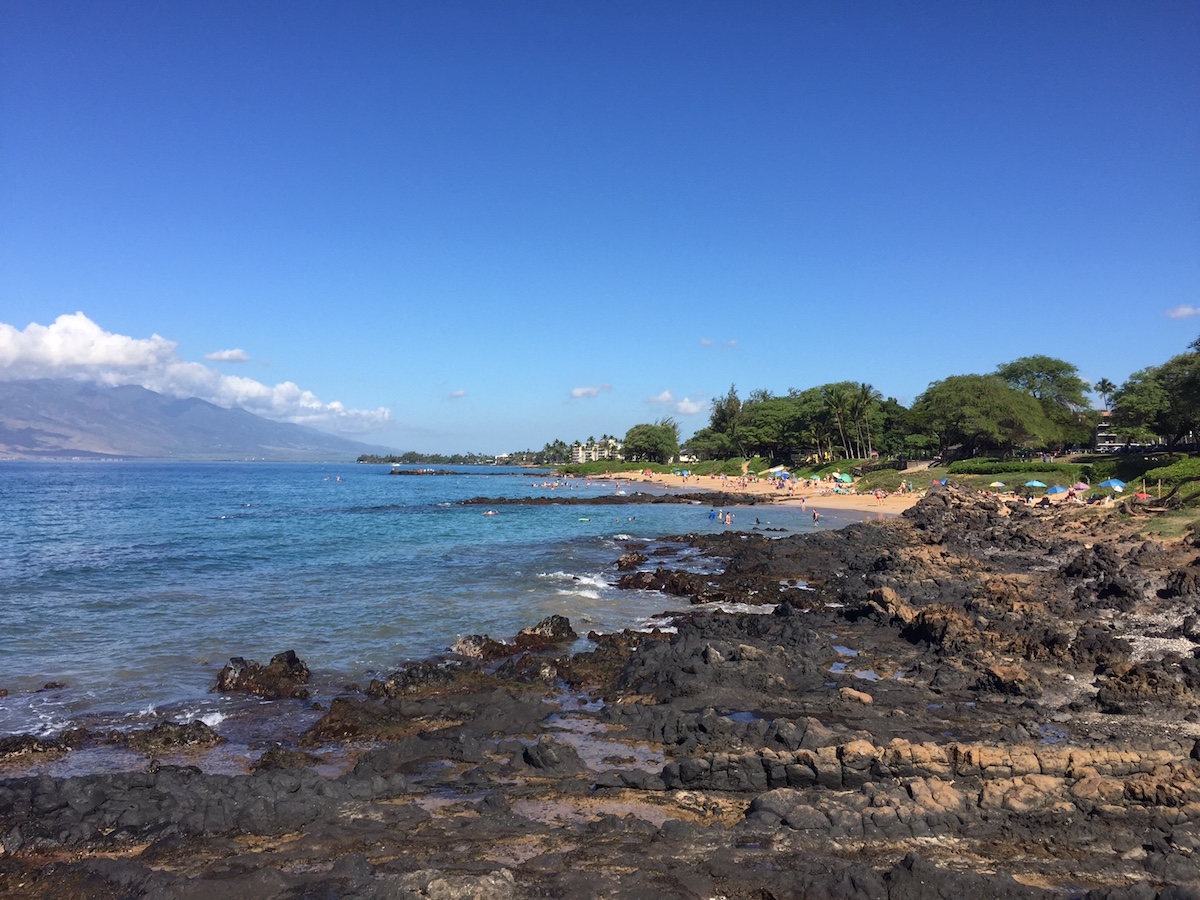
[0,461,870,738]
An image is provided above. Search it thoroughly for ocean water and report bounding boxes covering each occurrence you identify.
[0,461,870,740]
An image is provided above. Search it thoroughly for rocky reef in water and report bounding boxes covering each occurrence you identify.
[2,485,1200,898]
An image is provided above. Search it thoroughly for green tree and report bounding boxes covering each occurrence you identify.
[739,395,802,461]
[911,374,1057,458]
[996,355,1091,449]
[821,384,853,459]
[1112,343,1200,448]
[623,418,680,464]
[682,426,732,461]
[875,397,913,457]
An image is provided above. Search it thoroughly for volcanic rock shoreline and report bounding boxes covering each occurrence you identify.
[3,486,1200,898]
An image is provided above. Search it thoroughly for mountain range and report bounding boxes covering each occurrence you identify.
[0,380,393,461]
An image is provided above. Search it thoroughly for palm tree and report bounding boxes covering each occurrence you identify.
[821,385,852,459]
[1093,378,1116,411]
[856,382,882,456]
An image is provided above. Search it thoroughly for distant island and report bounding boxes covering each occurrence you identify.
[357,452,502,466]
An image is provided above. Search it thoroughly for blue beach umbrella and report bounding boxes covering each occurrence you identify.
[1098,479,1126,490]
[1046,485,1068,494]
[1024,480,1046,488]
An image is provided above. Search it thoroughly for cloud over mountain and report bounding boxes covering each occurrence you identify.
[204,348,252,362]
[0,313,390,433]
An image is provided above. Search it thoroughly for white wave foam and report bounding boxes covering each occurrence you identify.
[709,602,779,615]
[562,589,601,600]
[538,571,611,591]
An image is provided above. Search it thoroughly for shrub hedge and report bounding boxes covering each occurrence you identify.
[946,460,1082,476]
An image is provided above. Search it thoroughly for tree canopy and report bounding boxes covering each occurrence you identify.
[1112,342,1200,448]
[607,344,1197,468]
[911,374,1057,458]
[623,419,680,464]
[996,355,1093,449]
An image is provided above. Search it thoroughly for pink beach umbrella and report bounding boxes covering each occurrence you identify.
[1072,482,1089,491]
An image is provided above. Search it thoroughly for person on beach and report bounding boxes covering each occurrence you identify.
[812,510,820,523]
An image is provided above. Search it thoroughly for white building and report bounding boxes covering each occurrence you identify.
[571,438,624,464]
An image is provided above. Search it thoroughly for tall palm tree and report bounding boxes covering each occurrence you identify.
[1093,378,1116,411]
[821,386,852,459]
[856,382,882,456]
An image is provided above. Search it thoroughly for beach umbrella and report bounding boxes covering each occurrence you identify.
[836,473,853,483]
[1072,482,1089,491]
[989,481,1006,488]
[1024,480,1046,488]
[1046,486,1068,495]
[1098,479,1126,489]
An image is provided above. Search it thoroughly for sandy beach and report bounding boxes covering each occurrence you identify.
[602,468,924,515]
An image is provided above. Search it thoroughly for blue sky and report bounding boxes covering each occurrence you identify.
[2,1,1197,452]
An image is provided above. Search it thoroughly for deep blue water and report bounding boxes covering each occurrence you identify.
[0,461,868,739]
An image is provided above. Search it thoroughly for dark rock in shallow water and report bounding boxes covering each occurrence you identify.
[0,729,89,760]
[118,720,225,753]
[215,649,310,700]
[448,615,577,663]
[368,659,466,697]
[617,551,648,570]
[514,614,578,651]
[450,633,511,660]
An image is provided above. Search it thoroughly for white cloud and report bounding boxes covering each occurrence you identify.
[204,348,251,362]
[0,312,391,433]
[648,389,706,416]
[570,384,611,399]
[699,338,714,347]
[1167,305,1199,319]
[449,390,467,399]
